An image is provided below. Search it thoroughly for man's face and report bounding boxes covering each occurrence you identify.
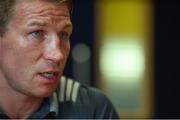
[0,0,72,98]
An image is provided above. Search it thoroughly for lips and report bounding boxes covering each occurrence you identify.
[38,70,60,82]
[40,72,57,78]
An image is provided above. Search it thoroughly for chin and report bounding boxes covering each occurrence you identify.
[35,92,54,98]
[33,88,55,98]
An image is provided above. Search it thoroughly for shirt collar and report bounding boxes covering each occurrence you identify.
[49,92,59,115]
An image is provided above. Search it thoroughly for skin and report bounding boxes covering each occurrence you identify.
[0,0,72,118]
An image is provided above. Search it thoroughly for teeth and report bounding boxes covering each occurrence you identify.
[42,72,54,78]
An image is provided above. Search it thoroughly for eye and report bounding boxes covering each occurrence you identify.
[30,31,45,40]
[59,32,70,41]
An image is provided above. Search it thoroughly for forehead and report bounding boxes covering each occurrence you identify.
[7,0,72,30]
[13,0,70,20]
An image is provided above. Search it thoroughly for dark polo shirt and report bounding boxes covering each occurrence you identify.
[0,76,119,119]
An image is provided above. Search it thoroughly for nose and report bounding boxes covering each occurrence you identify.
[44,36,64,63]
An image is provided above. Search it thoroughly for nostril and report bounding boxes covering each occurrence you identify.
[44,48,64,63]
[53,50,64,60]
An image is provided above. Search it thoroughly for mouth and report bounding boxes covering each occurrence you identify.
[38,71,60,82]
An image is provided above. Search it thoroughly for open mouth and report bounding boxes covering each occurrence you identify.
[39,71,60,81]
[41,72,57,78]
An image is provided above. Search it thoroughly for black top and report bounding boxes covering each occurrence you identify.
[0,76,120,119]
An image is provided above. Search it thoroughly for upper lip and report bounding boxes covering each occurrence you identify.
[39,69,60,75]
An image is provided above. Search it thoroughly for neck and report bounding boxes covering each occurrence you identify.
[0,71,44,118]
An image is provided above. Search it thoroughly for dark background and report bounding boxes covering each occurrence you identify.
[155,1,180,118]
[64,0,95,86]
[64,0,180,118]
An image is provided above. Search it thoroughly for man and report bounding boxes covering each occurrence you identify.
[0,0,119,119]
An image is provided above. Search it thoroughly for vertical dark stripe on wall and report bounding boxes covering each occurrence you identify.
[154,1,180,118]
[64,0,95,86]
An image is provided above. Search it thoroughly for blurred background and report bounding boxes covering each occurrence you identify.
[64,0,180,118]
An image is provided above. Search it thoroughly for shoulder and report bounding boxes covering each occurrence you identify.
[56,76,110,104]
[55,76,119,119]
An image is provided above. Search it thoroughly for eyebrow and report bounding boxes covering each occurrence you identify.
[63,23,73,30]
[27,21,72,27]
[27,20,73,32]
[27,21,48,27]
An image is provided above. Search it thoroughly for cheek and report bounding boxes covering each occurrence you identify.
[0,40,19,68]
[1,49,28,76]
[0,54,27,85]
[1,42,30,67]
[0,39,41,77]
